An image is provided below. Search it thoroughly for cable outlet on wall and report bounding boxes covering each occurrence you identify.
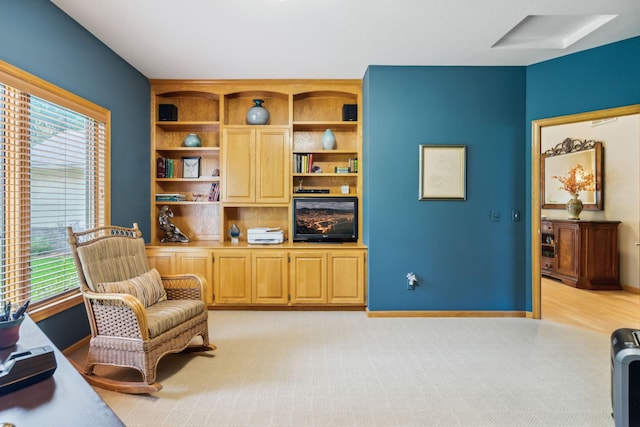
[490,210,500,222]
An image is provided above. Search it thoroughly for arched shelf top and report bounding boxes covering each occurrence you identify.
[293,90,358,101]
[157,90,220,100]
[225,90,289,101]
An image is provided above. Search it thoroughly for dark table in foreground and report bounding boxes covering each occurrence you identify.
[0,315,124,426]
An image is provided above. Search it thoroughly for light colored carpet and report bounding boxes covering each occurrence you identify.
[71,311,617,427]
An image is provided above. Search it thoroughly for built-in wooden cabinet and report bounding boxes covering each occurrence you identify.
[222,127,290,204]
[175,251,213,303]
[148,80,366,308]
[290,252,327,304]
[252,251,289,304]
[146,245,365,308]
[328,251,366,304]
[212,249,289,305]
[289,250,365,305]
[146,248,175,275]
[540,219,621,290]
[213,250,252,304]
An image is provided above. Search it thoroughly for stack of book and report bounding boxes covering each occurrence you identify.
[156,157,182,178]
[155,193,187,202]
[293,153,314,173]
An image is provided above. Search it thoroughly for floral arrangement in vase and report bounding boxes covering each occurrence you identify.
[552,164,595,220]
[551,164,595,195]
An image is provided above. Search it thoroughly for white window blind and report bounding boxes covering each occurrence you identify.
[0,62,109,309]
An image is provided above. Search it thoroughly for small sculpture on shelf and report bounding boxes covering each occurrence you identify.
[158,205,190,243]
[229,224,240,244]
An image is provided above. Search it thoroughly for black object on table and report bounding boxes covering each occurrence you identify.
[0,315,124,426]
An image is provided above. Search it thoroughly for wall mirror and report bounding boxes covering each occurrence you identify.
[541,139,603,210]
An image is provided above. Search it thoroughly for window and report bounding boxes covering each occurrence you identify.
[0,61,110,315]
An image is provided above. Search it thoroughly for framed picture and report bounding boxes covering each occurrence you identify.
[419,145,466,200]
[182,156,201,178]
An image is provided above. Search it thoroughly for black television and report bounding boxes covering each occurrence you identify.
[292,197,358,242]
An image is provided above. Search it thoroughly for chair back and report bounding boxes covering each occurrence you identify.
[67,223,150,292]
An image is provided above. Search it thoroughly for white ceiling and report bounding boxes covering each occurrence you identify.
[51,0,640,80]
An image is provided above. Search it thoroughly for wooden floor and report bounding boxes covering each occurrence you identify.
[541,276,640,335]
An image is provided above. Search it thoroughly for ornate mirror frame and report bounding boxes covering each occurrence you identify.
[531,104,640,319]
[541,139,603,210]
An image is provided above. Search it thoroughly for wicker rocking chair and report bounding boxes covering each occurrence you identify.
[67,223,214,394]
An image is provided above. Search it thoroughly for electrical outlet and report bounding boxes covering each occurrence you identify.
[512,209,521,222]
[490,210,500,222]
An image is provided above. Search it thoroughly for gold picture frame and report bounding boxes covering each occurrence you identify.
[541,139,603,210]
[419,145,466,200]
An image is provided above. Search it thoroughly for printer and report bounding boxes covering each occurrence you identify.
[248,227,284,244]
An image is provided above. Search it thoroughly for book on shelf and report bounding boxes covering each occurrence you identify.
[294,153,314,173]
[156,157,166,178]
[156,158,182,178]
[208,182,220,202]
[156,193,187,202]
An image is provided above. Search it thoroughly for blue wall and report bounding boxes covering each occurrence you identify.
[363,37,640,313]
[0,0,151,236]
[524,36,640,309]
[363,66,526,311]
[0,0,150,347]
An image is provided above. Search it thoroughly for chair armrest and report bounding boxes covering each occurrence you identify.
[83,291,149,340]
[161,273,206,301]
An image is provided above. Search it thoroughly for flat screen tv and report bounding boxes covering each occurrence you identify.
[292,197,358,242]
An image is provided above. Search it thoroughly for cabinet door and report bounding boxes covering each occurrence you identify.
[222,128,255,203]
[213,250,252,304]
[145,249,175,275]
[328,251,365,304]
[252,251,288,304]
[255,128,290,203]
[290,252,326,304]
[175,251,213,304]
[554,223,579,279]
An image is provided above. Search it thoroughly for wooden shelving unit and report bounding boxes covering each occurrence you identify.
[147,80,366,308]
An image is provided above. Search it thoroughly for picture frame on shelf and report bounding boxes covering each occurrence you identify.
[419,145,466,200]
[182,156,201,179]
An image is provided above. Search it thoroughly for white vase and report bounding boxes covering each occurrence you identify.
[322,129,336,150]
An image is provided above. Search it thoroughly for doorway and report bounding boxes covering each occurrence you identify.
[531,105,640,322]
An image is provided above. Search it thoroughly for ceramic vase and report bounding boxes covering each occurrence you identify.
[246,99,270,125]
[566,193,583,220]
[229,223,240,244]
[322,129,336,150]
[183,133,202,147]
